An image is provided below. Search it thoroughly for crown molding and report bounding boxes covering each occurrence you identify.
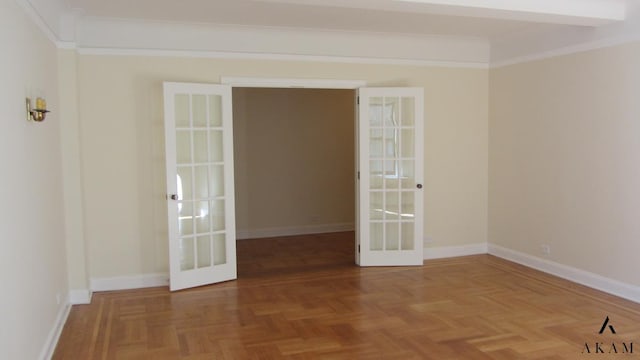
[75,16,491,66]
[15,0,60,44]
[491,3,640,67]
[56,41,77,50]
[76,47,489,68]
[490,32,640,69]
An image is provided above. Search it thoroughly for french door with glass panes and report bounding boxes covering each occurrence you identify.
[357,88,424,266]
[163,82,236,291]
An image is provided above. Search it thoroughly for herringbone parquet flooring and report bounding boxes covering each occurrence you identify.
[53,232,640,359]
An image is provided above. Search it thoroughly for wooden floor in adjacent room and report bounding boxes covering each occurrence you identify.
[54,232,640,359]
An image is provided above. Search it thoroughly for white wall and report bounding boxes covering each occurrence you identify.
[489,41,640,287]
[75,55,489,280]
[58,49,90,303]
[0,0,69,358]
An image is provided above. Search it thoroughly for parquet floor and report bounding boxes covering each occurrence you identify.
[54,232,640,359]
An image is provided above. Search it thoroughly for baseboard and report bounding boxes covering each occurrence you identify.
[91,273,169,292]
[38,301,71,360]
[488,243,640,304]
[424,243,488,260]
[69,289,92,305]
[236,222,355,240]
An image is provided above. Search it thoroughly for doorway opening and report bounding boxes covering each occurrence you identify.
[231,87,357,277]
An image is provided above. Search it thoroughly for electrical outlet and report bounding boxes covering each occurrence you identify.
[424,236,433,245]
[541,244,551,256]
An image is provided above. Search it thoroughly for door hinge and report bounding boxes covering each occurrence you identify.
[357,96,360,105]
[357,171,360,180]
[358,244,360,253]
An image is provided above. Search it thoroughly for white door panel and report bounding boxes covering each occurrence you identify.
[164,82,237,291]
[357,88,424,266]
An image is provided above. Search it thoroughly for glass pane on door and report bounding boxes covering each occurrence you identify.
[368,96,415,250]
[175,94,227,270]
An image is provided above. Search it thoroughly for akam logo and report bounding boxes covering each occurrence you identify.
[582,316,633,355]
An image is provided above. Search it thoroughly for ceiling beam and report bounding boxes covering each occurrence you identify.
[257,0,626,26]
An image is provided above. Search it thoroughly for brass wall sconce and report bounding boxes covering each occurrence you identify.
[26,97,50,122]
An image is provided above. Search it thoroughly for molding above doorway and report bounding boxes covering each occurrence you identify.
[220,76,366,89]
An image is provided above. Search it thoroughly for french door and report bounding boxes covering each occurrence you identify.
[357,88,424,266]
[163,82,237,291]
[163,82,424,291]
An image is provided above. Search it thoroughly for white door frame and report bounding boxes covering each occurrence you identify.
[220,77,366,89]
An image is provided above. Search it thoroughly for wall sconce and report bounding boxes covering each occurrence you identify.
[26,97,50,122]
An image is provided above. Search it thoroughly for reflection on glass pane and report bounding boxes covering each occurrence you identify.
[384,129,397,158]
[177,167,192,201]
[179,201,193,236]
[210,131,223,162]
[400,161,414,189]
[370,129,383,158]
[385,175,399,190]
[197,236,211,268]
[370,176,383,190]
[209,165,224,197]
[370,223,383,251]
[192,94,207,127]
[175,94,190,127]
[213,234,226,265]
[176,131,191,164]
[194,166,208,199]
[370,192,383,220]
[195,201,210,234]
[386,222,399,250]
[401,97,415,126]
[193,131,208,163]
[401,223,414,250]
[384,160,397,176]
[209,95,222,127]
[401,191,415,219]
[400,129,414,158]
[369,97,383,126]
[370,160,383,188]
[384,97,398,126]
[180,238,195,271]
[211,200,225,231]
[385,192,399,220]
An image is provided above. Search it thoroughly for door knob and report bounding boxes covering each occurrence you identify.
[416,184,423,189]
[170,194,178,200]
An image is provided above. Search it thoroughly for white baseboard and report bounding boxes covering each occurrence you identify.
[38,301,71,360]
[488,243,640,304]
[86,242,640,305]
[91,273,169,292]
[69,289,92,305]
[424,243,488,260]
[236,222,355,240]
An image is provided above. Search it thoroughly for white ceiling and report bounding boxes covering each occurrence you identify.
[65,0,627,41]
[24,0,635,66]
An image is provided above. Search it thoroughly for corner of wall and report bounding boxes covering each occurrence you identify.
[38,300,71,360]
